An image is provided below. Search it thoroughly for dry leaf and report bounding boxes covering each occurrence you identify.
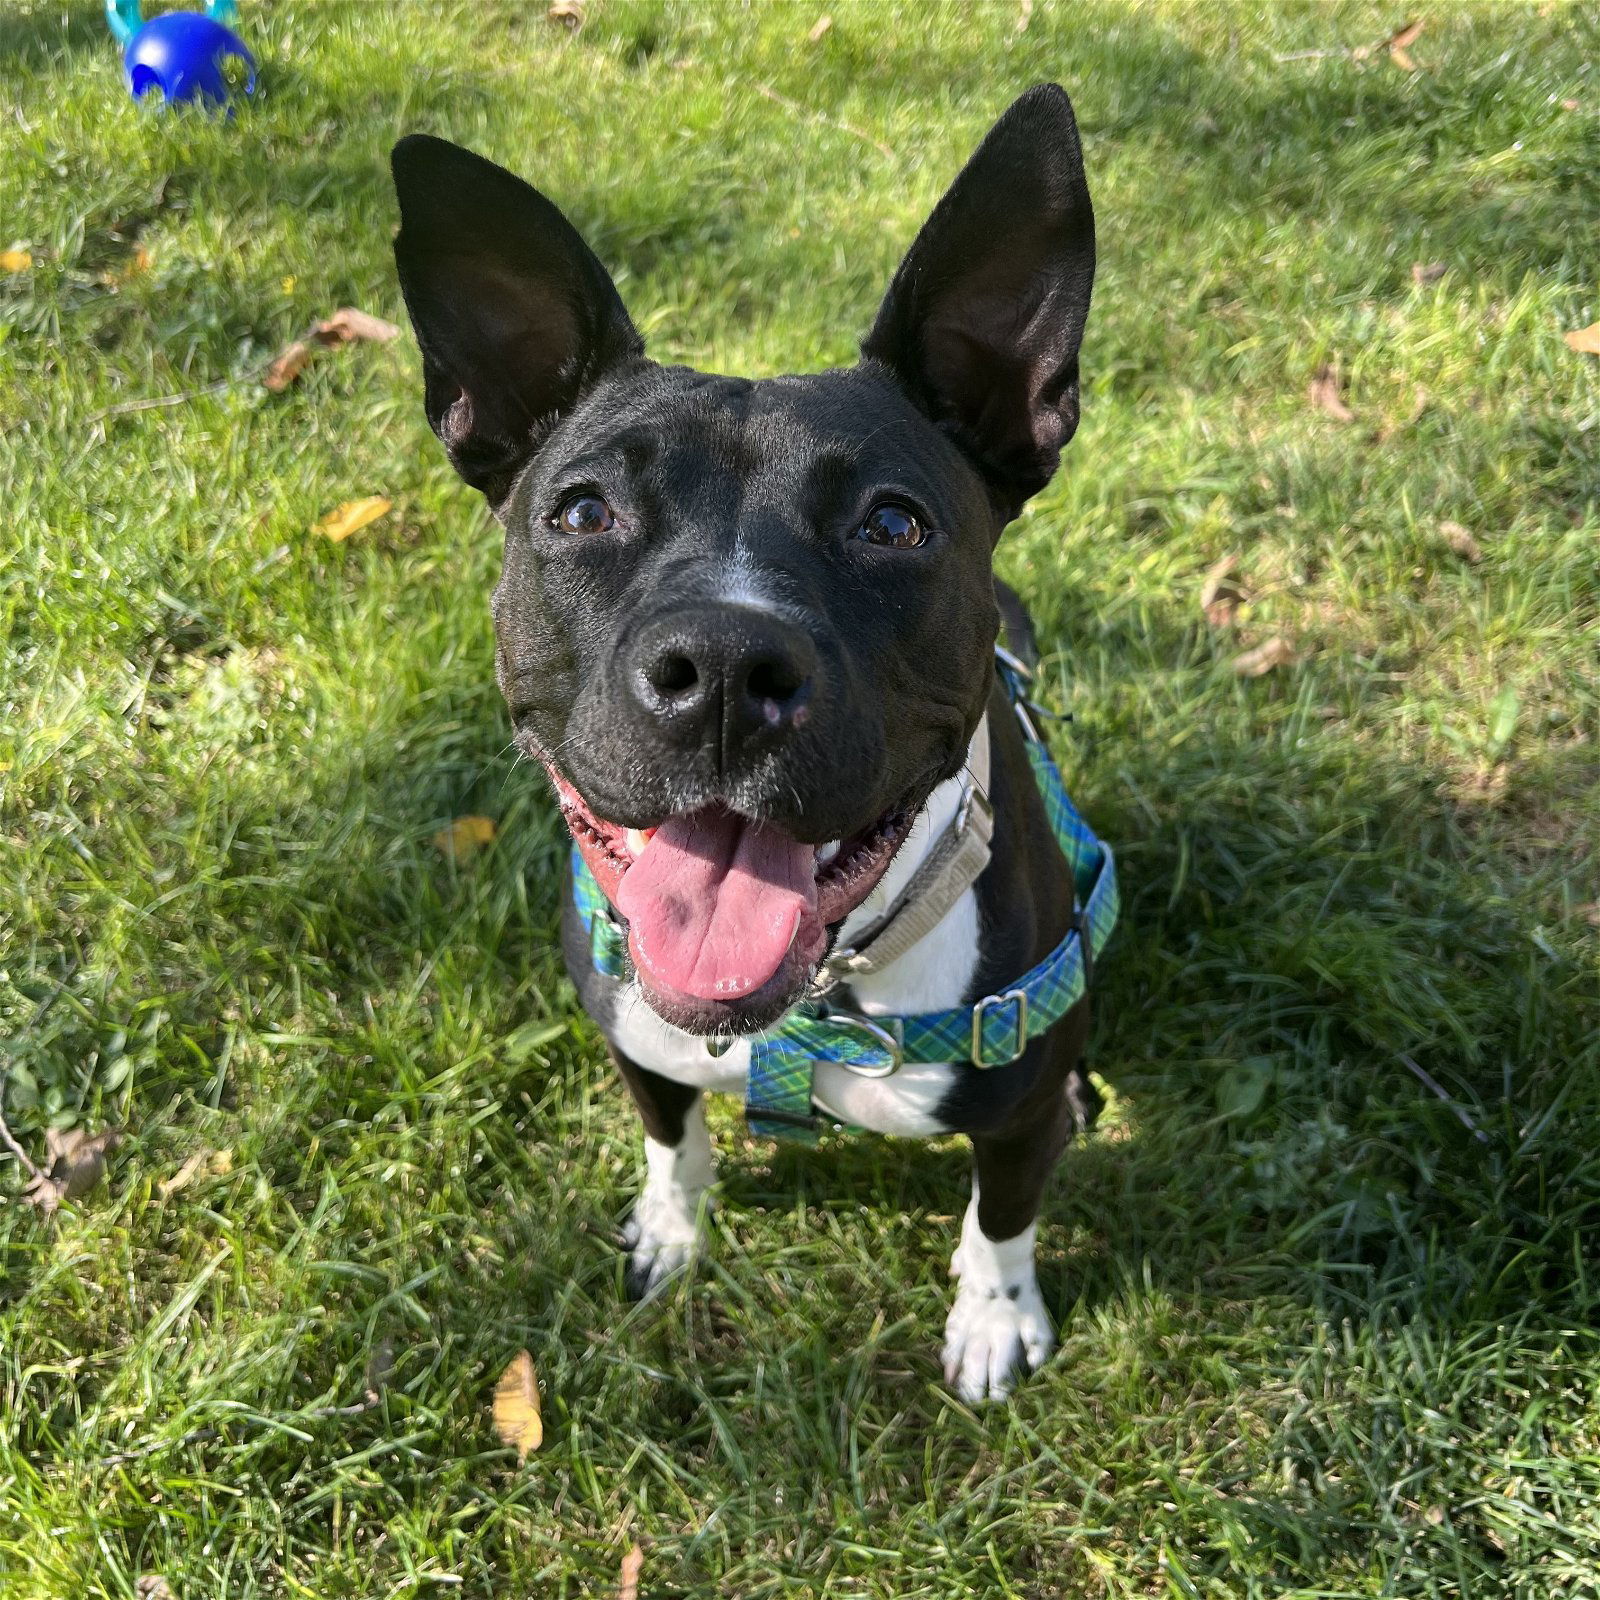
[618,1544,645,1600]
[263,339,313,393]
[1308,364,1355,423]
[160,1149,210,1197]
[1389,43,1418,71]
[1439,520,1483,563]
[1386,17,1424,59]
[1015,0,1034,32]
[1563,322,1600,356]
[0,248,32,273]
[1199,554,1246,628]
[1560,98,1581,112]
[312,306,401,346]
[136,1579,175,1600]
[548,0,584,27]
[1577,902,1600,928]
[807,14,832,41]
[434,815,497,861]
[492,1349,543,1460]
[313,496,392,541]
[1232,636,1297,677]
[23,1127,123,1216]
[1411,261,1446,285]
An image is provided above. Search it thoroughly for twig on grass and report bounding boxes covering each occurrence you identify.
[0,1093,46,1186]
[755,83,895,161]
[1399,1052,1490,1145]
[1273,17,1424,66]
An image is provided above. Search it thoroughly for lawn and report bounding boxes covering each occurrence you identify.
[2,0,1599,1594]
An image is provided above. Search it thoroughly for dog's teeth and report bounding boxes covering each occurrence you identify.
[816,840,841,868]
[625,828,651,857]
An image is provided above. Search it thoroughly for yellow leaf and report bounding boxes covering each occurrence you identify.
[1,248,32,273]
[434,815,497,861]
[618,1544,645,1600]
[492,1349,543,1460]
[313,496,392,541]
[1563,322,1600,356]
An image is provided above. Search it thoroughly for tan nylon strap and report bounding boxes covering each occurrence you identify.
[826,717,993,980]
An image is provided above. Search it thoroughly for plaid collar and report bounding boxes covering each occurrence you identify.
[570,649,1118,1142]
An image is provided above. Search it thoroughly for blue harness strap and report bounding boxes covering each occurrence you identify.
[571,654,1119,1142]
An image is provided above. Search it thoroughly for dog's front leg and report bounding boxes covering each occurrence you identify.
[610,1048,715,1298]
[942,1086,1076,1402]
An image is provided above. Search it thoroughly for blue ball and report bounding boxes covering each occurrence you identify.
[124,12,255,108]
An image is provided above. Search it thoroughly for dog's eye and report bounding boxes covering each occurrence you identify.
[855,503,927,550]
[551,493,616,535]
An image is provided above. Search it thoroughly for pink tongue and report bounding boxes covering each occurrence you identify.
[615,810,817,1002]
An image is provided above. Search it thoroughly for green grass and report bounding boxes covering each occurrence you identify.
[2,0,1599,1593]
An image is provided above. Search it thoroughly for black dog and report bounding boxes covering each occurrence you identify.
[391,85,1108,1400]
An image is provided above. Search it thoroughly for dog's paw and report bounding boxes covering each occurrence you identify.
[620,1206,701,1300]
[941,1276,1055,1402]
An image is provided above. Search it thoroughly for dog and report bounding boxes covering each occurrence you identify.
[390,84,1113,1401]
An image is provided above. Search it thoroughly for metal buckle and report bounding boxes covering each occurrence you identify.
[955,777,993,837]
[820,1008,904,1078]
[971,988,1029,1067]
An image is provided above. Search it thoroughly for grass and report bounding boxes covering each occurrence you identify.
[2,0,1598,1593]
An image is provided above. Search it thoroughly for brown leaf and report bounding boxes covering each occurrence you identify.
[1386,17,1425,49]
[1232,636,1297,678]
[1308,364,1355,423]
[807,13,832,41]
[313,496,393,541]
[1577,902,1600,929]
[1439,520,1483,563]
[1560,98,1581,112]
[1389,44,1418,71]
[1199,554,1247,628]
[1411,261,1446,285]
[1015,0,1034,33]
[548,0,584,27]
[0,248,32,273]
[1563,322,1600,356]
[312,306,401,346]
[136,1579,175,1600]
[492,1349,543,1460]
[23,1127,123,1216]
[434,815,498,861]
[618,1544,645,1600]
[263,339,314,393]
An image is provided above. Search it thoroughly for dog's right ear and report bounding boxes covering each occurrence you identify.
[391,135,643,505]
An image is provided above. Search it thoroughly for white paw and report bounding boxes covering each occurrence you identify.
[941,1276,1055,1401]
[622,1106,715,1301]
[621,1206,700,1299]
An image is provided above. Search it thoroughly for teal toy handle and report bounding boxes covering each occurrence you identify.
[105,0,242,48]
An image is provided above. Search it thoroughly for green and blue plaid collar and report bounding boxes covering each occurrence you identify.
[571,650,1118,1142]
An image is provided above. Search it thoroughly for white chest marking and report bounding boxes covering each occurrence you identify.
[603,720,991,1137]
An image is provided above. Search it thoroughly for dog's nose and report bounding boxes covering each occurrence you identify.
[629,607,816,757]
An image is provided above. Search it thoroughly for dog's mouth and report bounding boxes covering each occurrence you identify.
[550,771,914,1032]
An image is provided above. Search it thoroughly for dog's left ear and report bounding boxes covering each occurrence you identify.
[391,135,643,506]
[862,84,1095,518]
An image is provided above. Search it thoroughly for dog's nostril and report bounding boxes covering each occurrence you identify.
[648,652,699,697]
[746,657,805,704]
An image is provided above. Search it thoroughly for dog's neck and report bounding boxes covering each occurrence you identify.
[830,716,990,1017]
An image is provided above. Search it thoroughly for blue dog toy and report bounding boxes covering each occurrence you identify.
[106,0,256,109]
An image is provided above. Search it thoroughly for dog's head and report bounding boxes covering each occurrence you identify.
[391,85,1094,1034]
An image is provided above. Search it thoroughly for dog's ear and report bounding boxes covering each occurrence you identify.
[391,135,643,505]
[861,84,1095,518]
